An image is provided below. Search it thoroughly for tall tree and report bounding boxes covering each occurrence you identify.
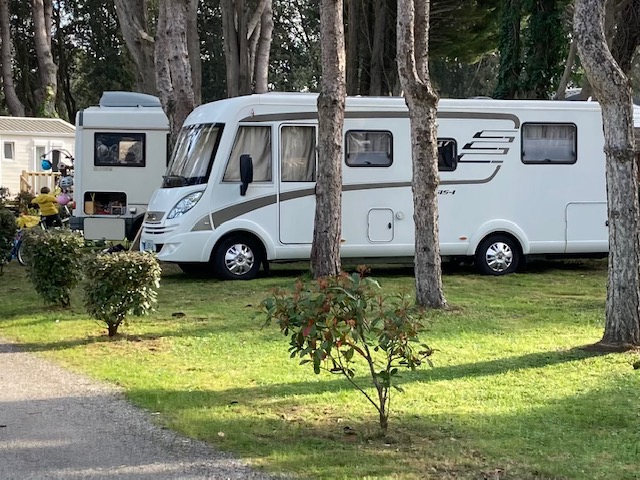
[574,0,640,347]
[310,0,346,278]
[113,0,157,95]
[0,0,24,116]
[220,0,274,97]
[397,0,446,308]
[155,0,198,145]
[32,0,57,116]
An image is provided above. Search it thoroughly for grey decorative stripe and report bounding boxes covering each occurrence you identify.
[241,110,521,127]
[210,166,502,225]
[441,165,501,185]
[438,112,520,128]
[280,188,316,201]
[191,215,213,231]
[211,194,277,227]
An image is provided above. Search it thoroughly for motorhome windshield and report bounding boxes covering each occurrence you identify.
[163,123,223,187]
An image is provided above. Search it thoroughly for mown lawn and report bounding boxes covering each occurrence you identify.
[1,258,639,479]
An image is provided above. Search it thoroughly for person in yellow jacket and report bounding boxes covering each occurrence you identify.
[31,186,62,228]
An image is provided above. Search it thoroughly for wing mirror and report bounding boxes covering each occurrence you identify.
[239,154,253,196]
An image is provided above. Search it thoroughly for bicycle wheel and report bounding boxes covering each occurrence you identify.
[16,240,27,266]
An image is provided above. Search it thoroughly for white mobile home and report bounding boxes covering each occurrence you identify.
[141,93,634,279]
[71,92,169,241]
[0,116,75,196]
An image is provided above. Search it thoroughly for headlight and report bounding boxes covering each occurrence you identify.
[167,191,204,219]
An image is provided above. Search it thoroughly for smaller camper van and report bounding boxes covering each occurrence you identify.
[140,93,636,279]
[70,92,169,241]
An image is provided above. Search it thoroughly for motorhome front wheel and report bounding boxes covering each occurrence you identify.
[213,236,262,280]
[475,234,520,276]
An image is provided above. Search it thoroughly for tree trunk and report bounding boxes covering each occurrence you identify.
[155,0,197,147]
[397,0,446,308]
[32,0,57,117]
[555,37,577,99]
[574,0,640,347]
[221,0,272,97]
[369,0,386,96]
[0,0,24,116]
[346,0,359,95]
[610,0,640,74]
[253,0,273,93]
[113,0,157,95]
[186,0,202,105]
[311,0,346,278]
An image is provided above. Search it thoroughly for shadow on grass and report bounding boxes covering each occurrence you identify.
[122,359,638,479]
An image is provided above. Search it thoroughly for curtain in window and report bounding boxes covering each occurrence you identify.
[224,126,272,181]
[522,124,576,162]
[281,126,316,182]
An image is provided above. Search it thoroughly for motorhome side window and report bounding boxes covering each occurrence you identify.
[281,126,316,182]
[438,139,457,171]
[94,133,145,167]
[223,126,272,182]
[521,123,577,164]
[345,131,392,167]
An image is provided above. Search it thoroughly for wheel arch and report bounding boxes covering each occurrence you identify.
[467,221,529,257]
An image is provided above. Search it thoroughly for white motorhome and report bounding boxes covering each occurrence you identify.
[141,92,635,279]
[70,92,169,241]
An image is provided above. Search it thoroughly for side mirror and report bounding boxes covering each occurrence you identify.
[239,154,253,196]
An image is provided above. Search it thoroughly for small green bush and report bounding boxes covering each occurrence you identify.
[262,267,433,434]
[22,229,85,306]
[0,208,17,274]
[83,251,161,336]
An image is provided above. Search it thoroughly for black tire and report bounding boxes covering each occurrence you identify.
[16,240,27,267]
[178,262,211,276]
[213,235,262,280]
[475,234,520,276]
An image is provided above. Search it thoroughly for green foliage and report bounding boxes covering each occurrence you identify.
[22,229,85,307]
[262,267,433,433]
[494,0,523,99]
[14,190,35,214]
[0,187,9,207]
[0,209,17,274]
[83,251,161,337]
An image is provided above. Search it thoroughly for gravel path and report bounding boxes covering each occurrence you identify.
[0,340,279,480]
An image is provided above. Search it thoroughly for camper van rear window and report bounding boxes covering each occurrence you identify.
[94,133,146,167]
[345,131,393,167]
[522,123,577,164]
[438,139,457,171]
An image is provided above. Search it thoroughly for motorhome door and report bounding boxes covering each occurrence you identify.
[278,125,317,244]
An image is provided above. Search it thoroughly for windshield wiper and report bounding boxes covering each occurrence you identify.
[162,175,187,187]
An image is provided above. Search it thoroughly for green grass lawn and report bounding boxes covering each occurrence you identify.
[1,258,639,479]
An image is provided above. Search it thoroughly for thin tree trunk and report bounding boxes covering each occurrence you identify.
[369,0,386,95]
[155,0,197,147]
[221,0,240,97]
[575,0,640,347]
[346,0,359,94]
[32,0,57,117]
[610,0,640,73]
[114,0,157,95]
[186,0,202,105]
[0,0,24,116]
[311,0,346,278]
[555,37,577,99]
[397,0,446,308]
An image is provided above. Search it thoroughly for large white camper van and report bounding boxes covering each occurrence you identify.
[140,93,635,279]
[71,92,169,241]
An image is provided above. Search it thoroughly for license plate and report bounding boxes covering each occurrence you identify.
[141,240,155,252]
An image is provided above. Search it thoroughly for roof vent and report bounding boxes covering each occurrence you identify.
[99,91,162,108]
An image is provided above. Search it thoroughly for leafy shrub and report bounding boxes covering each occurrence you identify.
[22,229,85,306]
[0,208,17,274]
[0,187,9,207]
[262,267,433,434]
[14,190,36,214]
[83,251,161,336]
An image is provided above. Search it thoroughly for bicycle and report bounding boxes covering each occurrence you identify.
[9,214,44,266]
